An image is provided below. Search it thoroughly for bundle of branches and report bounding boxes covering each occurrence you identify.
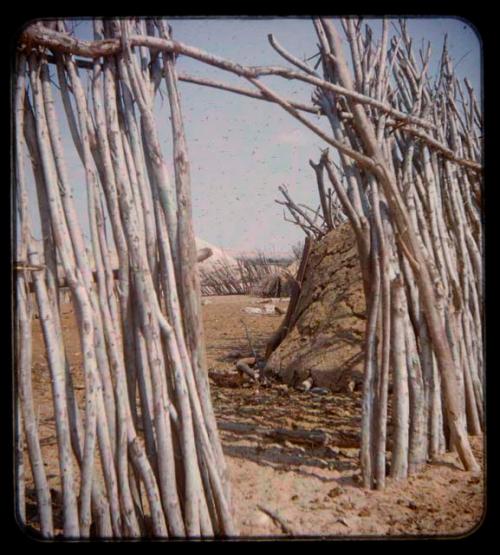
[199,259,246,296]
[199,254,285,297]
[265,19,483,489]
[238,254,287,297]
[15,19,235,537]
[269,20,483,488]
[305,19,484,488]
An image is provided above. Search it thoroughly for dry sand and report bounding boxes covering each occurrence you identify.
[24,294,484,538]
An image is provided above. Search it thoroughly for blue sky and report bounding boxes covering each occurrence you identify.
[24,17,482,256]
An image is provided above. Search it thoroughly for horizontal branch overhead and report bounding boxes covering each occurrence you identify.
[22,25,438,130]
[23,24,482,172]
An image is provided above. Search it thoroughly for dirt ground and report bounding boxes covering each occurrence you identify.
[25,294,485,539]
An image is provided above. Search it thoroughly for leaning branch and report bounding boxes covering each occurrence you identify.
[43,53,322,115]
[22,24,437,130]
[247,76,377,171]
[176,73,321,115]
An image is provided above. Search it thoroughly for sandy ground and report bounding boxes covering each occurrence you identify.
[25,294,485,538]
